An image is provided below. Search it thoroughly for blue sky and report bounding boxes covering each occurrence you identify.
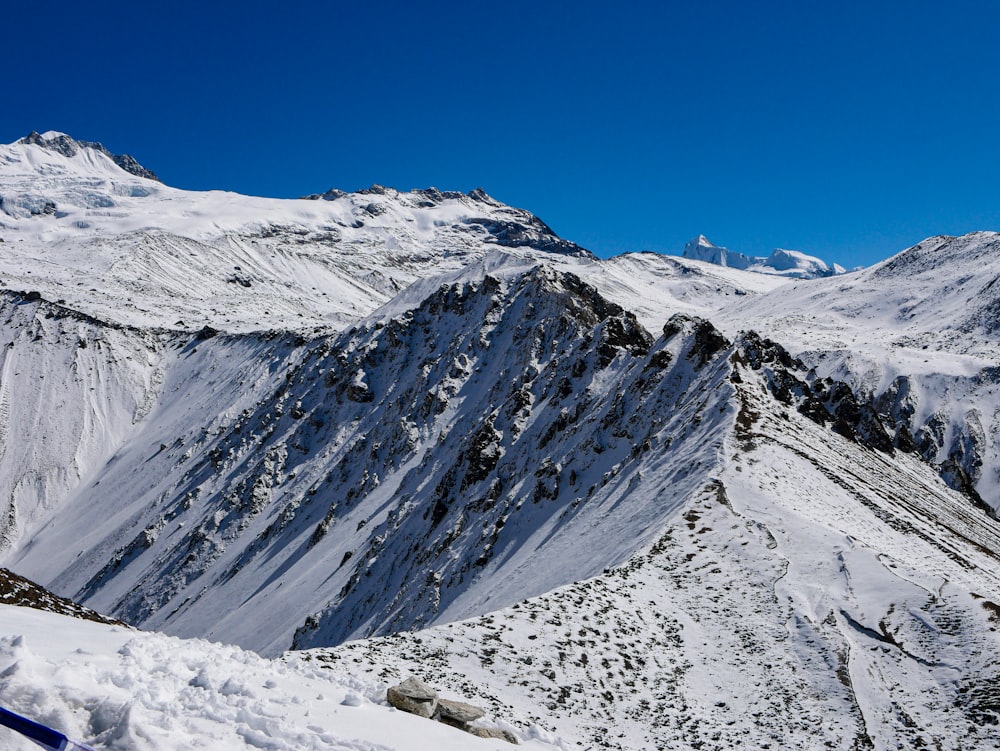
[5,1,1000,268]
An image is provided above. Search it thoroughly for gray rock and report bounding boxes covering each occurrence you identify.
[386,676,438,718]
[395,676,437,701]
[468,726,519,744]
[386,685,437,718]
[436,698,486,724]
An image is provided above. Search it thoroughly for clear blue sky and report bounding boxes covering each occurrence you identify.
[5,1,1000,268]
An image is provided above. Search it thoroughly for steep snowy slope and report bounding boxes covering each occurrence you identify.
[717,231,1000,513]
[0,291,167,550]
[313,334,1000,750]
[4,265,745,655]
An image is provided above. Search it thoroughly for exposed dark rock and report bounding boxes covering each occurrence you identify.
[463,216,594,258]
[19,131,160,181]
[0,568,128,626]
[687,319,730,368]
[346,376,374,403]
[734,331,894,453]
[195,325,220,340]
[227,274,252,288]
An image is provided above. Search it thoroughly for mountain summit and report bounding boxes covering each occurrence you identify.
[682,234,756,269]
[18,130,160,180]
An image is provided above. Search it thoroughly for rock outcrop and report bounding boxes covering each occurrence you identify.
[386,676,438,718]
[385,676,517,743]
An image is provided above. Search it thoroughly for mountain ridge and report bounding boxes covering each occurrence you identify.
[17,130,160,181]
[2,130,1000,749]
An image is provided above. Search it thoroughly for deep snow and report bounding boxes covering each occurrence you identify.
[0,605,558,751]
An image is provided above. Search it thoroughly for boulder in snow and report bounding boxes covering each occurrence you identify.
[386,676,438,718]
[435,697,486,725]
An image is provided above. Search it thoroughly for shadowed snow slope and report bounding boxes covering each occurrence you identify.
[4,267,738,655]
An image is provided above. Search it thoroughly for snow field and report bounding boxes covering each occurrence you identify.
[0,605,556,751]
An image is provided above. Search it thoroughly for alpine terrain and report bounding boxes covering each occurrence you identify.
[1,131,998,750]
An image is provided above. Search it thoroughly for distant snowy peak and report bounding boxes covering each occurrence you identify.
[761,247,846,277]
[683,235,847,279]
[17,130,160,181]
[682,235,756,270]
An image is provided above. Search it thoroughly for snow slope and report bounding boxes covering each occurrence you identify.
[0,132,591,335]
[314,338,1000,750]
[717,231,1000,512]
[0,605,559,751]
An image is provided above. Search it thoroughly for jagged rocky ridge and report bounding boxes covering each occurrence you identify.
[3,266,739,653]
[0,568,126,626]
[717,231,1000,517]
[312,328,1000,750]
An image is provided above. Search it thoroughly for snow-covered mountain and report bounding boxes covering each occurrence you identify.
[683,234,847,278]
[2,131,999,750]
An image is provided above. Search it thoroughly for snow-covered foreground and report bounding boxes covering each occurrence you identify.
[0,605,559,751]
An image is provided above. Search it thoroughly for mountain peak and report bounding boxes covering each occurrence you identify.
[17,130,159,181]
[683,235,754,270]
[19,130,83,157]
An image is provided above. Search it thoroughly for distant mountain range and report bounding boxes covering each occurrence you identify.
[682,233,848,278]
[1,131,998,750]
